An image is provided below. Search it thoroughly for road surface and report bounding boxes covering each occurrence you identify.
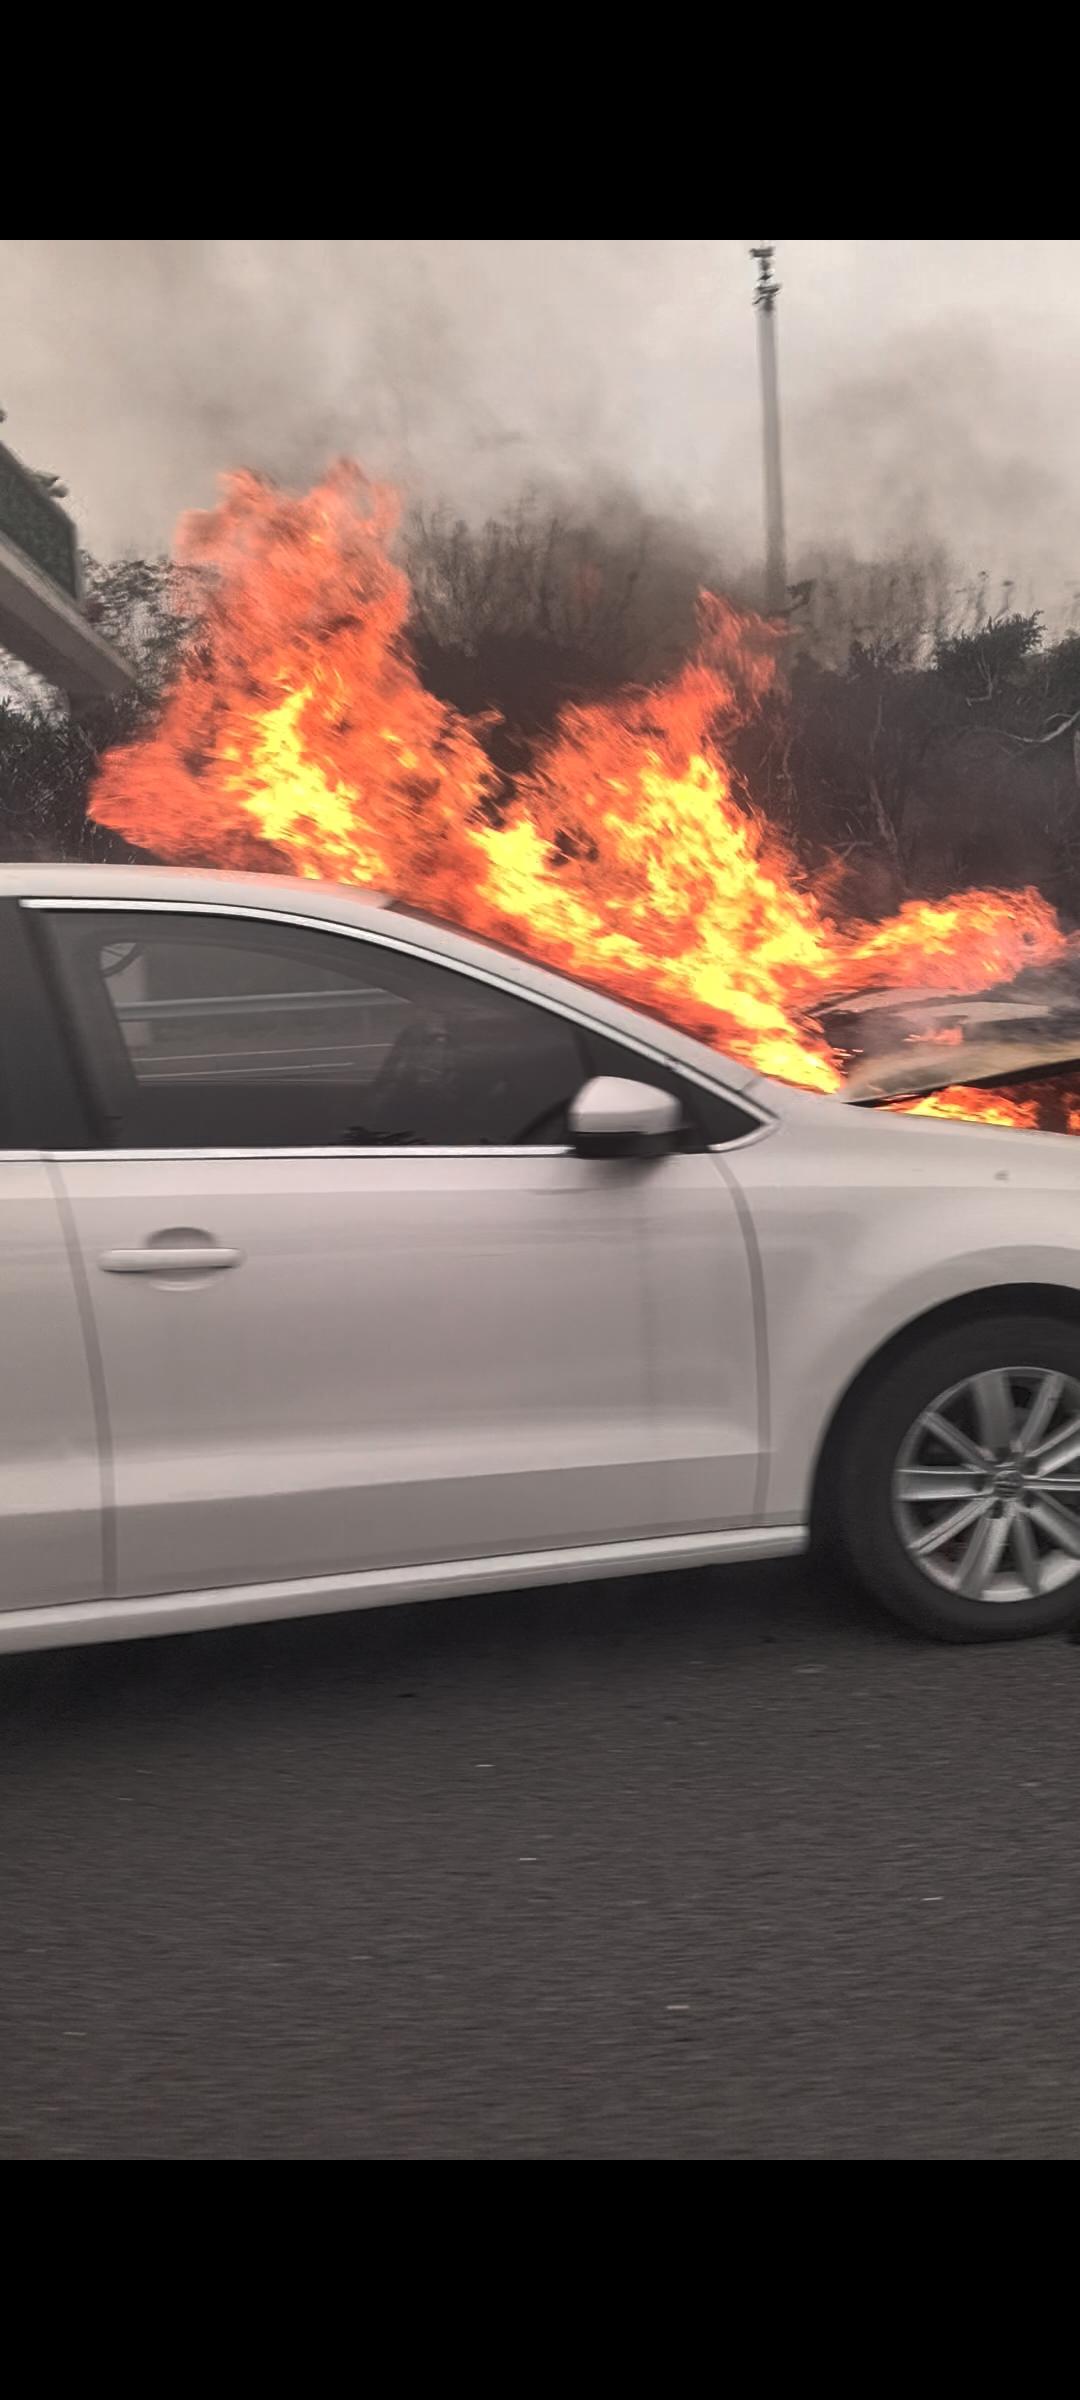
[1,1558,1076,2157]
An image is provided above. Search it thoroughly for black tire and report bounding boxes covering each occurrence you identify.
[835,1310,1080,1643]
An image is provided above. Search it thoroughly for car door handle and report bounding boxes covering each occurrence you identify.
[100,1246,242,1275]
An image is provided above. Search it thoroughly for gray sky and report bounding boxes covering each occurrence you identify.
[2,239,1079,608]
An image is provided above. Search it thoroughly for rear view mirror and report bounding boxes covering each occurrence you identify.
[568,1076,683,1160]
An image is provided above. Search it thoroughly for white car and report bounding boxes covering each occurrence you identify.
[4,860,1080,1655]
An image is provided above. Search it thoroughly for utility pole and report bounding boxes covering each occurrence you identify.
[750,243,787,615]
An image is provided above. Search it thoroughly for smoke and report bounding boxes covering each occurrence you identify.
[790,323,1080,623]
[3,241,1080,611]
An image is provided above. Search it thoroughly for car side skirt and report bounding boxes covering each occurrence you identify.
[0,1524,808,1654]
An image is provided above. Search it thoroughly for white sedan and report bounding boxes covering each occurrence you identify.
[3,860,1080,1654]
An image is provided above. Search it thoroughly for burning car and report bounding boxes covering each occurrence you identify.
[15,464,1079,1650]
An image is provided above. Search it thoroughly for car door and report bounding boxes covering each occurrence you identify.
[578,1023,767,1534]
[0,902,105,1611]
[32,898,762,1603]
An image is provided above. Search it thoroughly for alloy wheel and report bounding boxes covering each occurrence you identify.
[892,1365,1080,1602]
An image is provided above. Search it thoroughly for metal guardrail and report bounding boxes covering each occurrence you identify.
[112,988,402,1024]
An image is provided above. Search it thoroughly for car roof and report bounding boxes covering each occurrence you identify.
[0,862,761,1095]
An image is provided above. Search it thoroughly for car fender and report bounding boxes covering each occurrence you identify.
[724,1120,1080,1518]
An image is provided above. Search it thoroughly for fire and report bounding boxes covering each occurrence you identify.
[900,1086,1039,1129]
[91,467,496,895]
[476,632,845,1092]
[91,465,1070,1125]
[842,895,1063,995]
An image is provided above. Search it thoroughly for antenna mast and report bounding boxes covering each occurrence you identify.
[751,243,787,615]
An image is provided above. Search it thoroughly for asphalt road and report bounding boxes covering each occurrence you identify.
[1,1558,1077,2158]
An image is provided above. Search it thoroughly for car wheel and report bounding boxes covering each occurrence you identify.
[835,1312,1080,1641]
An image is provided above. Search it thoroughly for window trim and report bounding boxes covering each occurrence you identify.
[0,895,92,1151]
[17,896,776,1161]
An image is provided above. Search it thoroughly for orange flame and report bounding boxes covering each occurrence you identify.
[91,465,1069,1124]
[92,467,496,895]
[900,1085,1039,1129]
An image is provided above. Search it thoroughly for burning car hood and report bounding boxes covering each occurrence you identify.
[820,964,1080,1109]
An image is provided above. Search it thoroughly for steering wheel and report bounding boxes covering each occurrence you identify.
[364,1014,450,1113]
[364,1017,573,1149]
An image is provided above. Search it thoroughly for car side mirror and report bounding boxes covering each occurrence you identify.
[568,1076,683,1161]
